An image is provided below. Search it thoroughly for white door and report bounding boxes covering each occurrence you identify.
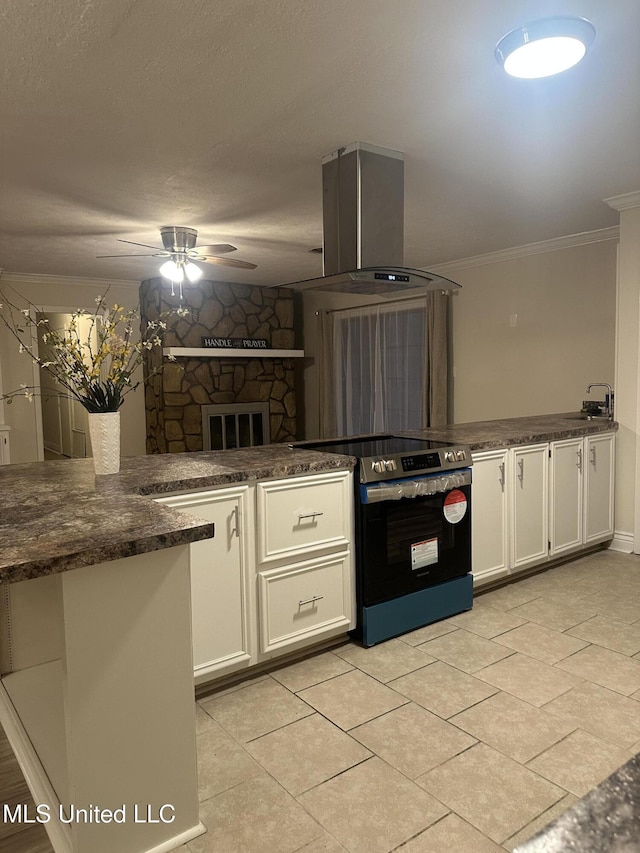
[155,486,256,683]
[471,450,509,585]
[584,433,615,544]
[511,444,549,571]
[549,438,584,555]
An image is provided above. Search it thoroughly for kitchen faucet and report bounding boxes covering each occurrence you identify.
[585,383,614,419]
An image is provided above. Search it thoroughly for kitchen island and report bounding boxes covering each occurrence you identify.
[0,445,352,853]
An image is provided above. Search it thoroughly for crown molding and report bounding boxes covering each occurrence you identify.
[425,226,620,274]
[0,271,139,289]
[604,191,640,212]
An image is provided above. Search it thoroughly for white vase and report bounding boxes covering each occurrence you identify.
[88,412,121,475]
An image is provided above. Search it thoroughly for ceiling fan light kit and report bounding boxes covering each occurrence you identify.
[495,16,596,78]
[97,226,257,297]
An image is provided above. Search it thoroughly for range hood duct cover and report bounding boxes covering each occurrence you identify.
[280,142,460,296]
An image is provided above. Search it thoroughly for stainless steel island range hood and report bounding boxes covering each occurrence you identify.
[279,142,461,297]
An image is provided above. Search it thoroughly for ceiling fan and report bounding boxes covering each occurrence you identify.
[97,225,257,294]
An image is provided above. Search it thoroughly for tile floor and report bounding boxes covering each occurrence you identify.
[6,549,640,852]
[184,549,640,852]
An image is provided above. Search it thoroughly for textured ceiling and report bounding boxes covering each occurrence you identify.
[0,0,638,286]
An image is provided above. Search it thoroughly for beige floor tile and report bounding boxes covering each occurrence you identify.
[527,728,629,797]
[400,621,459,646]
[198,676,314,743]
[475,583,541,611]
[503,793,579,851]
[568,614,640,655]
[581,589,640,624]
[333,638,435,682]
[554,643,640,695]
[190,775,322,853]
[493,622,589,664]
[418,628,514,673]
[245,713,370,795]
[297,669,407,730]
[507,597,598,631]
[196,726,265,801]
[476,653,582,707]
[295,833,348,852]
[298,757,448,853]
[350,702,476,778]
[450,691,576,764]
[195,703,224,735]
[416,743,564,844]
[446,604,527,638]
[542,681,640,748]
[397,813,504,852]
[389,661,498,718]
[270,650,354,692]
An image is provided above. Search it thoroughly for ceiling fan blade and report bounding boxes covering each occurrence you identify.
[198,256,258,270]
[191,244,237,256]
[96,252,160,258]
[117,239,165,251]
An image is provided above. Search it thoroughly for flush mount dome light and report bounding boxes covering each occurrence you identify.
[495,16,595,78]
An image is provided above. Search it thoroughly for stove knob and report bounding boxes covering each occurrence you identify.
[384,459,397,472]
[456,450,466,461]
[372,460,386,474]
[444,451,454,463]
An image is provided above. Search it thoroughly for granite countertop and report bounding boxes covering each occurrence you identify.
[515,752,640,852]
[0,445,355,583]
[0,413,617,583]
[398,412,618,450]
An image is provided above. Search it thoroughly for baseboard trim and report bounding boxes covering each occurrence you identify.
[0,683,72,853]
[609,531,634,553]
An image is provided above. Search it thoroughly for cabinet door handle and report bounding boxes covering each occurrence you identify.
[298,511,324,522]
[577,448,583,470]
[517,458,524,484]
[590,446,596,466]
[299,595,324,607]
[230,505,240,538]
[499,461,505,488]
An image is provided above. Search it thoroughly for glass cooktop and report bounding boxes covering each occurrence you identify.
[302,435,457,459]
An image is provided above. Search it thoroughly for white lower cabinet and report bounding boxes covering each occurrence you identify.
[511,444,549,571]
[584,432,615,544]
[258,552,353,655]
[471,449,509,585]
[155,485,256,684]
[256,470,355,662]
[157,469,354,685]
[472,432,614,587]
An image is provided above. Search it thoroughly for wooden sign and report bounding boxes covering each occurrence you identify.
[201,337,268,349]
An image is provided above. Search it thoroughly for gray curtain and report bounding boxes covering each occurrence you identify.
[319,294,449,437]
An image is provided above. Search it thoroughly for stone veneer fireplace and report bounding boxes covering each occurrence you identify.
[140,278,298,454]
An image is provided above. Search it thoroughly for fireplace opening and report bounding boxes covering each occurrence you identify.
[202,403,271,451]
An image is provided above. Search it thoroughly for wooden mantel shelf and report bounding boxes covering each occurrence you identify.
[163,347,305,358]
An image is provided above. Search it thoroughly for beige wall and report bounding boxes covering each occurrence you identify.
[448,240,618,423]
[0,275,145,463]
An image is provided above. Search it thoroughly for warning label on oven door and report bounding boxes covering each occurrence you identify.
[411,537,439,570]
[443,489,467,524]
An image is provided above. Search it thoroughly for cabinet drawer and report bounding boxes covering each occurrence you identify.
[257,471,352,564]
[258,553,352,653]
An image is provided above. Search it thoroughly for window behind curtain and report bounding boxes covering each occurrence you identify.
[333,302,426,436]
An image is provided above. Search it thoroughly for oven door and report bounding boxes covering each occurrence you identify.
[358,469,471,606]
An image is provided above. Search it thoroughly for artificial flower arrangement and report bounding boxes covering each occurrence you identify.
[0,288,188,413]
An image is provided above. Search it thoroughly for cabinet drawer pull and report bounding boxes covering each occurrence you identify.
[297,511,324,522]
[590,446,597,466]
[298,595,324,607]
[577,448,583,470]
[517,458,524,484]
[499,462,505,488]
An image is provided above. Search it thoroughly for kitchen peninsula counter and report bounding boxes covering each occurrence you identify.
[398,412,618,450]
[0,445,355,583]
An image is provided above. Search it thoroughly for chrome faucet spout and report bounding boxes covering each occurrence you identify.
[585,383,614,418]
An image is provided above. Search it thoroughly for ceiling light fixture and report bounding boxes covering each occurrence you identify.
[495,16,595,78]
[159,257,203,297]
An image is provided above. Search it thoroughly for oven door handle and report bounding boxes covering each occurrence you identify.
[361,468,471,504]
